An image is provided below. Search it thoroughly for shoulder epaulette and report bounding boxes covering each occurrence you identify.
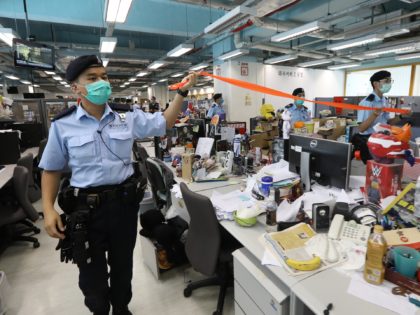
[366,94,375,102]
[303,105,309,110]
[52,105,77,122]
[110,103,133,112]
[285,104,293,109]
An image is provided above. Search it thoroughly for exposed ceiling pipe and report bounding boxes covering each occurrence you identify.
[173,0,236,11]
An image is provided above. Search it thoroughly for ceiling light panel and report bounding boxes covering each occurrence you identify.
[190,63,209,71]
[148,61,166,69]
[0,28,18,46]
[328,63,361,70]
[395,52,420,60]
[264,54,297,64]
[365,44,416,56]
[136,71,149,77]
[171,72,184,78]
[327,34,384,51]
[218,49,249,61]
[102,58,109,67]
[167,43,194,57]
[204,5,256,34]
[100,37,117,53]
[271,21,328,43]
[105,0,133,23]
[298,59,333,67]
[5,75,19,80]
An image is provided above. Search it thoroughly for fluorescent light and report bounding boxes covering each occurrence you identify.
[365,44,416,56]
[171,72,184,78]
[142,85,148,88]
[52,76,62,81]
[0,84,3,87]
[218,49,249,61]
[124,82,130,85]
[204,5,256,34]
[119,85,125,88]
[20,80,31,84]
[60,81,67,85]
[327,34,383,51]
[128,78,136,82]
[28,86,34,93]
[100,37,117,53]
[395,52,420,60]
[0,28,18,46]
[136,71,149,77]
[5,75,19,80]
[167,43,194,57]
[328,63,361,70]
[264,54,297,64]
[105,0,133,23]
[159,79,167,82]
[33,84,40,87]
[65,85,70,88]
[151,83,157,86]
[148,61,166,69]
[271,21,328,43]
[44,71,56,75]
[102,58,109,67]
[189,63,209,71]
[384,28,410,38]
[298,59,333,67]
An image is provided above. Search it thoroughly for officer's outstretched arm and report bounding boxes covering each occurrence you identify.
[163,72,197,128]
[42,170,65,239]
[358,109,381,133]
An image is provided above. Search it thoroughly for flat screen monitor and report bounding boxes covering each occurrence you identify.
[13,38,55,70]
[7,86,19,94]
[23,93,45,99]
[289,134,352,191]
[189,119,206,138]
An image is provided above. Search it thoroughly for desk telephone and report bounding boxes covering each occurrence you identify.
[328,214,371,245]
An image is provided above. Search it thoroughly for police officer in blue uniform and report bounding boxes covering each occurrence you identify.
[39,55,197,315]
[284,88,310,126]
[206,93,225,120]
[353,70,401,163]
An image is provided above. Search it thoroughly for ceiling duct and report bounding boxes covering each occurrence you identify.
[204,5,256,34]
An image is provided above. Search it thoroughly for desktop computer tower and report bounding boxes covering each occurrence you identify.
[0,131,20,164]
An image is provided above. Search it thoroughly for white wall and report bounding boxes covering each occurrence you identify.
[214,60,345,125]
[413,65,420,96]
[345,65,412,96]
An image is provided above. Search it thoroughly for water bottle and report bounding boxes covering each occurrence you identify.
[415,176,420,229]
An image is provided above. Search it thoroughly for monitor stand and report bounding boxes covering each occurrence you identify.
[300,151,311,192]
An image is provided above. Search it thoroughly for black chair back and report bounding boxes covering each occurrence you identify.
[180,182,220,276]
[13,166,39,222]
[37,138,48,165]
[17,153,35,186]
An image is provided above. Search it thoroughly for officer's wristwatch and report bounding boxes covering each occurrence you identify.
[177,89,189,97]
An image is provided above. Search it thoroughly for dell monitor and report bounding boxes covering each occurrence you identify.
[289,134,352,191]
[13,38,55,71]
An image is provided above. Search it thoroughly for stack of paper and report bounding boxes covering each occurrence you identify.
[256,160,299,183]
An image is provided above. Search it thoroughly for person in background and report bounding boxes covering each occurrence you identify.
[0,96,13,119]
[39,54,197,315]
[206,93,225,120]
[284,88,310,127]
[149,96,159,113]
[353,70,405,163]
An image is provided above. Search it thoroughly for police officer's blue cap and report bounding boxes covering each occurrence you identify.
[370,70,391,83]
[292,88,304,96]
[65,55,104,82]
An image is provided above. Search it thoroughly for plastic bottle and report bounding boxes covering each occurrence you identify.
[364,225,387,285]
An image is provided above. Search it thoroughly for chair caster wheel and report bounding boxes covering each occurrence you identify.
[34,228,41,234]
[33,242,40,248]
[184,287,192,297]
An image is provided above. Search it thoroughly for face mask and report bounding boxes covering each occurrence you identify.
[295,99,304,106]
[82,80,112,105]
[380,83,392,94]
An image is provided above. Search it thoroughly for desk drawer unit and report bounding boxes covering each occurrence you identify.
[233,248,289,315]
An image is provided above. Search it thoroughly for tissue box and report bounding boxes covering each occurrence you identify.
[365,160,403,204]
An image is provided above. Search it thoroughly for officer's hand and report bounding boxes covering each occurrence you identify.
[44,209,65,239]
[180,72,198,91]
[373,108,382,117]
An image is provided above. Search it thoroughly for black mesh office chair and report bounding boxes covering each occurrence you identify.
[17,153,41,203]
[34,138,48,186]
[0,166,40,248]
[145,157,175,211]
[180,183,241,315]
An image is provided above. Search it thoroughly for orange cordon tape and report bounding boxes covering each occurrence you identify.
[169,71,410,114]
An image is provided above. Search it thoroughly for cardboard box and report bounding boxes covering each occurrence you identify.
[365,160,403,204]
[383,228,420,249]
[182,153,194,181]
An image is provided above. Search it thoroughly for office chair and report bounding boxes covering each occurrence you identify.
[34,138,48,187]
[180,183,241,315]
[0,166,40,248]
[17,153,41,203]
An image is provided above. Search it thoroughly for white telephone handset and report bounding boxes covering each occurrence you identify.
[328,214,371,245]
[222,150,234,174]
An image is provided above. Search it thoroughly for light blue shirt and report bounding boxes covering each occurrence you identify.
[206,102,225,119]
[357,91,390,135]
[288,104,310,126]
[39,104,166,188]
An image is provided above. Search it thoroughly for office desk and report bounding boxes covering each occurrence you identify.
[0,147,39,189]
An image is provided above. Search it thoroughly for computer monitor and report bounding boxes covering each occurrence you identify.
[0,131,21,164]
[189,119,206,138]
[11,122,44,149]
[289,134,352,191]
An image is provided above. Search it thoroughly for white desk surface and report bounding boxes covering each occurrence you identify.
[0,146,39,189]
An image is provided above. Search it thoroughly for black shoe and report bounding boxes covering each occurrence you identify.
[112,307,132,315]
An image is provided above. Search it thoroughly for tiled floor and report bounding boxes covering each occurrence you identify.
[0,200,234,315]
